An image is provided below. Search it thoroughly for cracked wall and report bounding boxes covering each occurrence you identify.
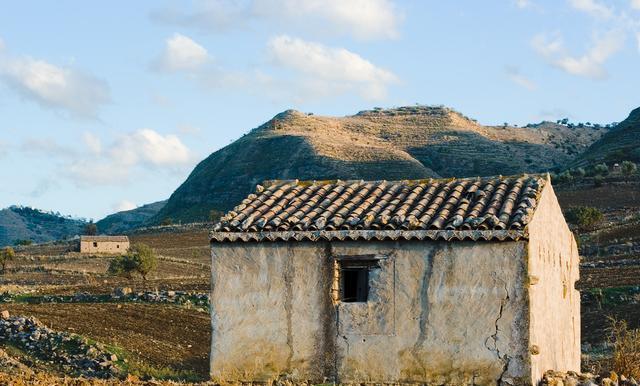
[210,239,530,384]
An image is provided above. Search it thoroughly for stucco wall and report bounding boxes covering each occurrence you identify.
[210,240,531,384]
[80,240,129,254]
[526,180,581,383]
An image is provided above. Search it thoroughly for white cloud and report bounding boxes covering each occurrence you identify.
[633,0,640,9]
[154,33,210,72]
[532,30,624,79]
[267,35,398,100]
[0,54,110,118]
[151,0,402,40]
[113,200,136,212]
[114,129,192,167]
[515,0,532,8]
[23,129,193,188]
[505,66,537,90]
[82,132,102,155]
[568,0,614,19]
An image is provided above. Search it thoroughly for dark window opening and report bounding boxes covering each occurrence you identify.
[342,268,368,302]
[116,245,120,248]
[93,242,98,248]
[338,258,380,303]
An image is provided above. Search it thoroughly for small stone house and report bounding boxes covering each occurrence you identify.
[79,235,129,254]
[209,174,580,385]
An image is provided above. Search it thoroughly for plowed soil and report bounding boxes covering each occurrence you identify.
[2,303,211,378]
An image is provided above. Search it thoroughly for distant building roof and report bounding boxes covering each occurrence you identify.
[80,235,129,242]
[211,175,547,243]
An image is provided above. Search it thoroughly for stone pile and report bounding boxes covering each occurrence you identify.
[542,370,640,386]
[112,288,209,309]
[0,289,209,311]
[0,312,120,379]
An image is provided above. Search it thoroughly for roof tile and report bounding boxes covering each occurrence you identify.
[211,175,547,242]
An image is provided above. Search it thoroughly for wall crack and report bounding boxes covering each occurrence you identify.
[484,272,511,385]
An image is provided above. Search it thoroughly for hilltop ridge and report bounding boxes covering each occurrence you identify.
[152,105,609,223]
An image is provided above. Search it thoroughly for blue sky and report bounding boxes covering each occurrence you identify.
[0,0,638,220]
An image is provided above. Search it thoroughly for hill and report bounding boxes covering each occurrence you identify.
[153,105,608,223]
[571,107,640,168]
[95,200,166,234]
[0,206,86,247]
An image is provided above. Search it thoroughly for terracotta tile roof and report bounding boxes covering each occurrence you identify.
[80,235,129,242]
[211,175,547,243]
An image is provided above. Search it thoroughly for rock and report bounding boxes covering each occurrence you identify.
[109,354,118,362]
[113,287,132,297]
[0,310,9,319]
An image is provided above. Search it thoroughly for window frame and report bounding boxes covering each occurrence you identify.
[334,254,384,304]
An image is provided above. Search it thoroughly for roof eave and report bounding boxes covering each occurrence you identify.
[210,229,528,243]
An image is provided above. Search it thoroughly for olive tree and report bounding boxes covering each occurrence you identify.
[108,243,158,280]
[0,247,15,273]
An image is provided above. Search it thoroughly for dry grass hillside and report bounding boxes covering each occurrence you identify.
[155,106,607,222]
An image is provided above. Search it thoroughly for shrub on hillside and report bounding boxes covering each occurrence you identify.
[553,170,574,185]
[594,163,609,176]
[565,206,603,229]
[0,247,15,273]
[108,243,158,281]
[571,167,586,178]
[621,161,638,176]
[593,175,605,187]
[609,318,640,378]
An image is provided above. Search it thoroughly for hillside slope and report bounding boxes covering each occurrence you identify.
[154,106,607,222]
[96,200,167,234]
[0,207,86,247]
[571,107,640,167]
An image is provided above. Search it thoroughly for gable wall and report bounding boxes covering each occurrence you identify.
[210,239,531,384]
[526,180,581,382]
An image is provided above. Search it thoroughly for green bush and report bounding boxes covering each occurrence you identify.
[565,206,603,229]
[594,163,609,176]
[594,175,605,187]
[553,170,574,184]
[621,161,638,176]
[107,243,158,280]
[571,167,586,178]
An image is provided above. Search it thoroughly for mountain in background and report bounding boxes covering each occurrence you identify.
[5,104,636,240]
[0,206,86,247]
[571,107,640,168]
[152,105,608,223]
[96,200,167,235]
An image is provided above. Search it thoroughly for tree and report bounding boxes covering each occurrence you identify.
[0,247,15,273]
[107,243,158,281]
[565,206,603,230]
[621,161,638,176]
[593,163,609,176]
[160,218,173,226]
[84,221,97,236]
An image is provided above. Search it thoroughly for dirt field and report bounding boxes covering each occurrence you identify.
[3,303,211,380]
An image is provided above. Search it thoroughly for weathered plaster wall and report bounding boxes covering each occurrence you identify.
[210,240,530,384]
[210,242,336,382]
[331,241,530,385]
[79,241,129,254]
[526,181,581,383]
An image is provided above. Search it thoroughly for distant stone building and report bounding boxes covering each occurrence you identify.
[209,174,580,385]
[79,235,129,254]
